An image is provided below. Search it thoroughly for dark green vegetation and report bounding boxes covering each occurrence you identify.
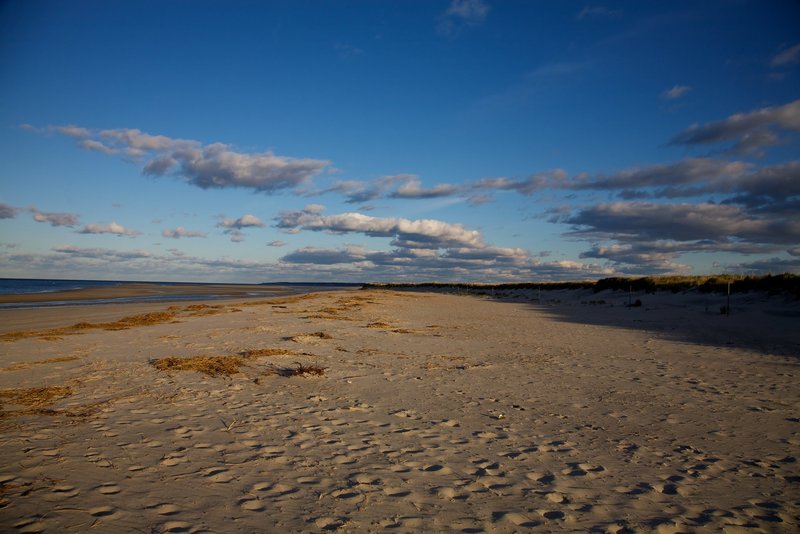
[364,273,800,298]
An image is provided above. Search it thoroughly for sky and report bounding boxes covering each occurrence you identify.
[1,0,799,283]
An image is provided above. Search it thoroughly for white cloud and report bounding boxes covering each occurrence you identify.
[53,125,92,138]
[162,226,207,239]
[267,240,286,247]
[390,177,463,199]
[216,214,264,242]
[275,206,483,249]
[42,126,330,193]
[662,85,691,100]
[77,221,140,236]
[217,214,264,230]
[771,43,800,67]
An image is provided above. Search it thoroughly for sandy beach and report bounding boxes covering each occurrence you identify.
[0,287,798,533]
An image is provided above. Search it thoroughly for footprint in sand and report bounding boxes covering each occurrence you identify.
[12,518,47,534]
[541,510,566,521]
[434,486,465,500]
[495,511,540,527]
[160,452,188,466]
[152,503,182,515]
[239,497,265,512]
[330,488,365,504]
[159,520,193,532]
[172,426,192,437]
[422,464,453,475]
[314,517,347,531]
[383,487,412,497]
[88,505,117,517]
[49,484,80,499]
[203,467,234,483]
[350,473,380,486]
[96,483,121,495]
[254,482,297,497]
[545,491,568,504]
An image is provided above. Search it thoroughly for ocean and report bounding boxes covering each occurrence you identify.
[0,278,361,308]
[0,278,125,295]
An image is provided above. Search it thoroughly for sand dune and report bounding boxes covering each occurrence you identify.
[0,289,798,532]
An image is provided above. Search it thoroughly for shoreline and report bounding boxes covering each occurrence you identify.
[0,282,353,309]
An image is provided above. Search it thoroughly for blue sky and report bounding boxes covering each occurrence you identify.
[1,0,799,282]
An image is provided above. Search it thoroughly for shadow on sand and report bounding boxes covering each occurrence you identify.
[503,289,800,358]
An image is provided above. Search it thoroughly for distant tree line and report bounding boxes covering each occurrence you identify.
[363,273,800,298]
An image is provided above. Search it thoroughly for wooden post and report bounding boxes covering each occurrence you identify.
[727,281,731,317]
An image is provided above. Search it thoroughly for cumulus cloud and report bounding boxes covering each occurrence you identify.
[0,203,20,219]
[271,205,615,280]
[389,177,463,199]
[31,208,80,227]
[278,244,611,281]
[771,43,800,68]
[216,214,264,242]
[662,85,691,100]
[217,214,264,230]
[267,240,286,247]
[670,99,800,154]
[39,126,330,193]
[77,221,140,236]
[275,206,483,249]
[0,240,611,283]
[162,226,207,239]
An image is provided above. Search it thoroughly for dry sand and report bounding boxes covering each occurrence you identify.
[0,288,798,533]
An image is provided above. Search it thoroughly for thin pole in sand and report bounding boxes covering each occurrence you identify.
[628,284,632,307]
[727,281,731,317]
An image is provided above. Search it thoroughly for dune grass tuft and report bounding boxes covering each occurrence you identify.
[152,347,305,377]
[0,386,72,409]
[1,311,180,342]
[0,356,80,372]
[239,348,299,358]
[151,355,245,377]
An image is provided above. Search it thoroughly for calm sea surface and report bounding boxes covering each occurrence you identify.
[0,278,125,295]
[0,278,359,309]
